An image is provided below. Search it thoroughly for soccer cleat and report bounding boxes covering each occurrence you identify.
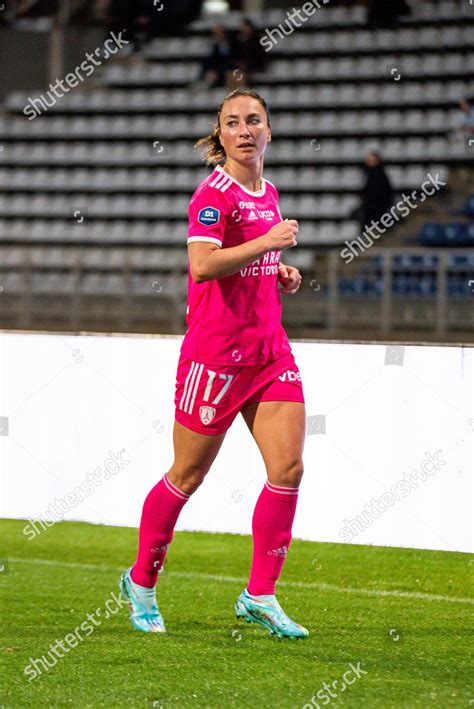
[119,568,166,633]
[235,588,309,639]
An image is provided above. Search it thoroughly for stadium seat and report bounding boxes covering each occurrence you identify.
[463,223,474,246]
[418,223,445,246]
[461,195,474,217]
[444,222,468,245]
[0,0,472,335]
[382,111,404,131]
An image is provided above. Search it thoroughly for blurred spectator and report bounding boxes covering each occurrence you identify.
[106,0,152,54]
[366,0,411,28]
[359,151,393,230]
[456,98,474,135]
[234,18,267,85]
[194,24,241,89]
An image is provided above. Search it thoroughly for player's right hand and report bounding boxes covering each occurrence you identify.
[265,219,299,251]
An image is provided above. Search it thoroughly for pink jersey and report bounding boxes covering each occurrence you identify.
[180,165,292,367]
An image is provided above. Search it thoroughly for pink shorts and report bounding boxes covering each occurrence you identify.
[174,350,305,436]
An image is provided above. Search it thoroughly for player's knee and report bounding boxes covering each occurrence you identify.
[271,460,304,488]
[168,466,208,495]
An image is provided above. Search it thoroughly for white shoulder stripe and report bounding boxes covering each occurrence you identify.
[213,174,226,189]
[214,174,231,191]
[220,178,232,192]
[209,173,222,188]
[208,172,233,192]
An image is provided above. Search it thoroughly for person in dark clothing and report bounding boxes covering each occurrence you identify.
[235,18,267,82]
[366,0,411,28]
[360,151,393,231]
[106,0,151,53]
[196,24,241,89]
[457,98,474,135]
[107,0,203,46]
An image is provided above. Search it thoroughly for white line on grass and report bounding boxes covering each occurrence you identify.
[8,557,474,605]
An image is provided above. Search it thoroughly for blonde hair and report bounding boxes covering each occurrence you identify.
[195,88,271,166]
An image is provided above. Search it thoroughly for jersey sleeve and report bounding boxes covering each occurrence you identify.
[187,184,230,248]
[266,180,283,221]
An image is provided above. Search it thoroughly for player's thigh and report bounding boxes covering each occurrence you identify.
[240,400,306,486]
[168,420,227,491]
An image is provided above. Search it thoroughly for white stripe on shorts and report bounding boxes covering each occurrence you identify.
[188,363,203,414]
[180,361,204,414]
[179,361,196,412]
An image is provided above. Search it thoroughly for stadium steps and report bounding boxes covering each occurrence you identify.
[0,0,472,337]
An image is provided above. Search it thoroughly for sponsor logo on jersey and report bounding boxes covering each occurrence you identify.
[198,207,220,226]
[258,209,275,220]
[278,369,302,382]
[199,405,216,425]
[236,201,274,221]
[231,208,242,223]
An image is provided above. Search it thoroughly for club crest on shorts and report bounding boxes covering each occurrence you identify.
[199,405,216,425]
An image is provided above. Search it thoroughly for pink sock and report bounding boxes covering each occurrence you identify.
[247,480,299,596]
[131,473,190,588]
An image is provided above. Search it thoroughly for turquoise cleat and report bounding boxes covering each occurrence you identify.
[119,568,166,633]
[235,588,309,639]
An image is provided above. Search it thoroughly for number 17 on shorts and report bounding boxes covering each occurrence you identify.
[174,359,236,432]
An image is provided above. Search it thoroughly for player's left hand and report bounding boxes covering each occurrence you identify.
[278,263,302,295]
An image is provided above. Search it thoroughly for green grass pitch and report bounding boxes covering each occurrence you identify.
[0,519,472,708]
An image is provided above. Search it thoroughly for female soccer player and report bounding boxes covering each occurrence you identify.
[120,88,308,639]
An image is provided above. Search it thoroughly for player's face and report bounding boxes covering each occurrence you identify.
[218,97,271,164]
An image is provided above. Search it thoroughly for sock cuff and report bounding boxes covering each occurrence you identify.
[162,473,191,501]
[265,480,299,496]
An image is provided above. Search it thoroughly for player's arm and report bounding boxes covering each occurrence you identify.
[277,262,302,295]
[275,195,302,293]
[189,237,267,283]
[187,186,298,282]
[189,222,299,283]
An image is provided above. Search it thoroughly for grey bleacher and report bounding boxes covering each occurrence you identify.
[190,0,470,30]
[0,109,463,140]
[0,164,450,195]
[6,79,474,114]
[143,25,471,59]
[0,0,472,335]
[100,52,473,87]
[0,135,466,168]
